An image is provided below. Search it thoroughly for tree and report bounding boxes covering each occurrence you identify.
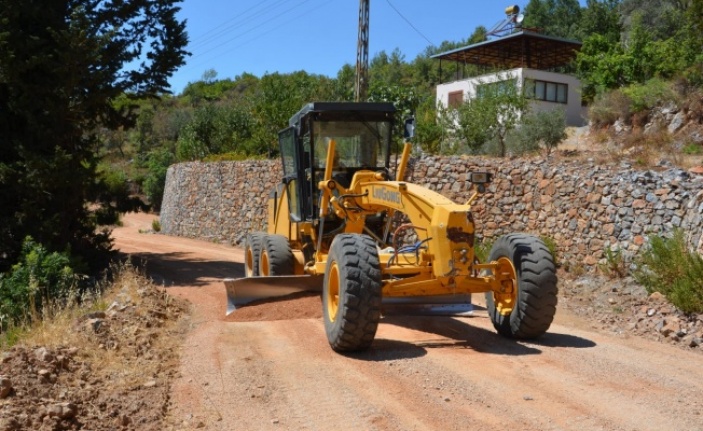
[578,0,622,43]
[0,1,188,272]
[450,76,528,157]
[513,108,568,156]
[523,0,583,39]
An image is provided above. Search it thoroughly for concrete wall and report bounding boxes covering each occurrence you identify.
[160,156,703,268]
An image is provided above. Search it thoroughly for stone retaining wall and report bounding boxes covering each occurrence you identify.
[160,156,703,268]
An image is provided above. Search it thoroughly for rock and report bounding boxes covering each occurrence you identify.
[46,402,77,419]
[85,318,107,333]
[659,321,678,337]
[34,347,54,363]
[0,376,12,398]
[0,417,19,431]
[84,311,107,319]
[648,292,665,302]
[668,111,685,133]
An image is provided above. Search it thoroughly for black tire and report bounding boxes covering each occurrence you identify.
[485,234,558,339]
[259,234,295,276]
[244,232,265,277]
[323,234,382,352]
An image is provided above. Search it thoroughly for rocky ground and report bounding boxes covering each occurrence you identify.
[0,265,189,431]
[560,271,703,350]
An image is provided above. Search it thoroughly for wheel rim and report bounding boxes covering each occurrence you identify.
[245,247,254,277]
[493,256,517,316]
[260,250,270,276]
[326,262,340,322]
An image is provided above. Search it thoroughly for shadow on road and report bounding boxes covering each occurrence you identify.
[345,339,429,361]
[530,332,597,349]
[349,314,597,361]
[118,251,244,287]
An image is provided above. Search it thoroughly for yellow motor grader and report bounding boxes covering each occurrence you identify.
[225,102,557,352]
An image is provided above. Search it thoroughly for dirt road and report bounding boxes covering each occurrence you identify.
[114,213,703,431]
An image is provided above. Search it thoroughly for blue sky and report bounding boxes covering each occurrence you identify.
[169,1,584,95]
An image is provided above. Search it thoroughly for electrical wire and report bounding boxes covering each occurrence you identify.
[181,0,334,73]
[384,0,435,47]
[191,0,319,61]
[187,0,285,50]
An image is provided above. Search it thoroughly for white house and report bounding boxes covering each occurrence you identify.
[432,30,587,127]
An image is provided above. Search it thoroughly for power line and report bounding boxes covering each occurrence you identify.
[189,0,319,62]
[188,0,288,51]
[182,0,335,74]
[384,0,435,47]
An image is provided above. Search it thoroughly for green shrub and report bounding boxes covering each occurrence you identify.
[633,229,703,313]
[621,78,677,114]
[474,238,494,263]
[510,108,567,156]
[151,219,162,232]
[0,237,77,331]
[599,247,627,278]
[540,235,560,267]
[683,143,703,155]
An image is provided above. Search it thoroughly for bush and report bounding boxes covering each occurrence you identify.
[633,229,703,313]
[0,237,77,331]
[621,78,678,114]
[510,108,567,156]
[540,235,560,267]
[599,247,627,278]
[589,89,632,127]
[474,237,494,263]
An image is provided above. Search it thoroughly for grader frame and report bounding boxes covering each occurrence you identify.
[225,102,558,352]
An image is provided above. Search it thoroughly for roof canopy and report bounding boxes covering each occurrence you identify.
[431,31,581,70]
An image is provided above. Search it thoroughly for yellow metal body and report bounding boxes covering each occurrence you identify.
[267,140,514,307]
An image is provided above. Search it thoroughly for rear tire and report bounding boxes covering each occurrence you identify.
[244,233,265,277]
[323,234,382,352]
[485,234,558,339]
[259,234,295,276]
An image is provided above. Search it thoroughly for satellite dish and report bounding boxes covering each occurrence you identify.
[516,14,525,25]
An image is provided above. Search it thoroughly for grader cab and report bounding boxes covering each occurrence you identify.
[225,102,558,352]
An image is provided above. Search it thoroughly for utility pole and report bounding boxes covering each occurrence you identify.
[355,0,369,102]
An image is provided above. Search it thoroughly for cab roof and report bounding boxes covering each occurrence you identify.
[288,102,396,127]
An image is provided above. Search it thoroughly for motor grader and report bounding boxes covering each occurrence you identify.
[225,102,557,352]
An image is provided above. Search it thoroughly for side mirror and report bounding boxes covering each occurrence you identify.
[469,172,493,184]
[403,116,415,140]
[470,172,493,194]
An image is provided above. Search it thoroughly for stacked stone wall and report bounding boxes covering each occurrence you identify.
[160,156,703,268]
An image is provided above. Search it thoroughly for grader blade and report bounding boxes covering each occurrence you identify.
[381,294,473,316]
[224,275,323,315]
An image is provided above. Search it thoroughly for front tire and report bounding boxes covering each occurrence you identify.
[323,234,382,352]
[485,234,558,339]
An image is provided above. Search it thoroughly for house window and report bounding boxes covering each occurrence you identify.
[524,79,568,104]
[477,79,518,99]
[448,91,463,108]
